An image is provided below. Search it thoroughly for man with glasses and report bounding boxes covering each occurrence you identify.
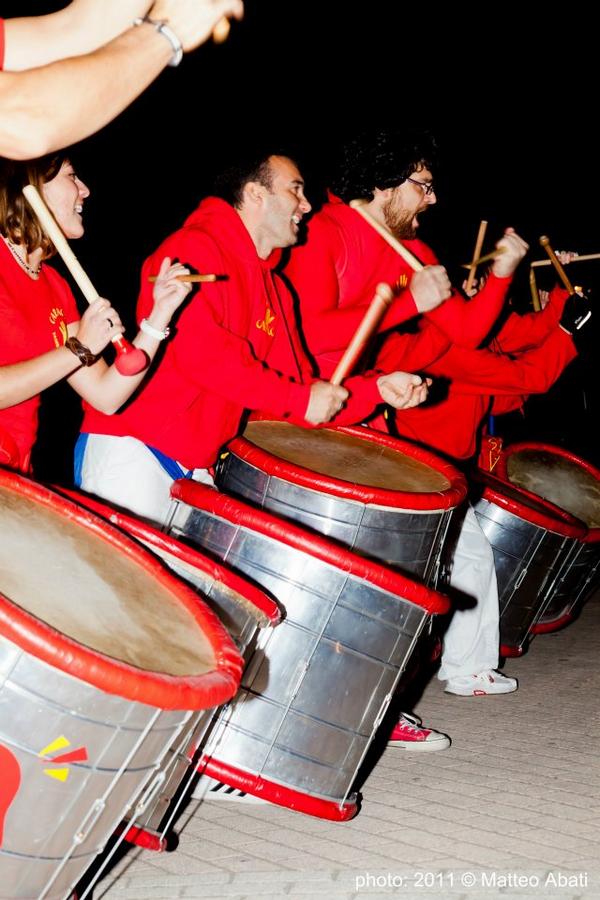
[285,128,527,750]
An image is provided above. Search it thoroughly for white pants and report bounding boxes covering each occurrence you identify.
[437,505,500,681]
[78,433,213,526]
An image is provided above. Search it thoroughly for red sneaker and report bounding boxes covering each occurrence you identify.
[388,713,451,751]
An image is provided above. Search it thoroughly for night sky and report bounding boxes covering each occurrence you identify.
[4,1,599,476]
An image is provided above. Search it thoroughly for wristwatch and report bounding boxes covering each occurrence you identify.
[65,336,99,367]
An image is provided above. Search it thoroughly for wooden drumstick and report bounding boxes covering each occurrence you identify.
[529,268,541,312]
[147,274,217,283]
[330,283,394,385]
[22,185,147,376]
[539,235,575,294]
[465,220,488,294]
[531,251,600,268]
[349,199,424,271]
[460,247,506,269]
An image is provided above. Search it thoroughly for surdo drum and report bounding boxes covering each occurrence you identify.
[216,420,467,586]
[473,472,586,656]
[59,490,280,851]
[166,481,450,820]
[499,443,600,635]
[0,471,241,899]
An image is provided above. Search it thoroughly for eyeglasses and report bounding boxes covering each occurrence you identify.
[405,176,435,196]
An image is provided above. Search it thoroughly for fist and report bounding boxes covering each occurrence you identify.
[492,228,529,278]
[411,265,452,313]
[305,381,349,424]
[377,372,431,409]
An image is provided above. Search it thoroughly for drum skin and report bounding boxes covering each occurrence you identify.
[0,471,241,899]
[217,421,467,587]
[473,472,586,656]
[497,443,600,634]
[168,480,449,821]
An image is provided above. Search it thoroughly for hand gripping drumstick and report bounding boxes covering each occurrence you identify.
[531,251,600,268]
[22,185,147,376]
[349,199,424,271]
[330,283,394,385]
[465,220,488,294]
[539,235,577,294]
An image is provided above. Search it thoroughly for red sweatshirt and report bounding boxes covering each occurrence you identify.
[389,315,576,460]
[285,195,513,378]
[0,238,79,470]
[82,199,381,469]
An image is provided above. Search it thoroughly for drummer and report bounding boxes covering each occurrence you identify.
[0,153,192,472]
[76,149,430,524]
[283,129,530,749]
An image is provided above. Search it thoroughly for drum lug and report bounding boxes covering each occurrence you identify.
[74,799,106,845]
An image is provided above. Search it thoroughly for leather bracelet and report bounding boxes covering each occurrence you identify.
[133,14,183,67]
[140,318,170,341]
[65,336,100,367]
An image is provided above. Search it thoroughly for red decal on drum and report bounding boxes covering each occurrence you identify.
[0,743,21,847]
[39,735,89,782]
[479,435,503,473]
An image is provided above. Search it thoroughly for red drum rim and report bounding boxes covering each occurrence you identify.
[200,757,358,821]
[0,470,242,710]
[171,481,450,616]
[476,471,587,539]
[59,488,281,626]
[498,441,600,537]
[229,420,467,511]
[531,612,575,634]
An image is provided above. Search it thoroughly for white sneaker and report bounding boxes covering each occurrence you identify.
[445,670,518,696]
[192,776,268,804]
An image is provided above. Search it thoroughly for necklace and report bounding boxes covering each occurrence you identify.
[5,239,42,277]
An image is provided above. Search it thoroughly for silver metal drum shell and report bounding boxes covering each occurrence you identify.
[474,497,578,650]
[218,453,450,584]
[169,503,427,803]
[537,539,600,625]
[0,636,190,899]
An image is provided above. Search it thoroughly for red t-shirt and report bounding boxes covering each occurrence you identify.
[0,238,79,469]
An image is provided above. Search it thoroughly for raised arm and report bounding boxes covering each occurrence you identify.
[0,0,243,159]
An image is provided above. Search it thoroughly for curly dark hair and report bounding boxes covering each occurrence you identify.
[0,154,66,257]
[330,129,438,203]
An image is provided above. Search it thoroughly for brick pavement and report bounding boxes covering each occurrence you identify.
[93,593,600,900]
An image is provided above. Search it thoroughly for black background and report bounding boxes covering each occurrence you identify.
[4,0,599,477]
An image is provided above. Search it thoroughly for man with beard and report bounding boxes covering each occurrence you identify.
[76,151,429,523]
[284,129,527,750]
[285,129,526,381]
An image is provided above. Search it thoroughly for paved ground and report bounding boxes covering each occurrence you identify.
[90,593,600,900]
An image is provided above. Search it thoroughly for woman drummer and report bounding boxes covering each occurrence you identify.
[0,153,191,472]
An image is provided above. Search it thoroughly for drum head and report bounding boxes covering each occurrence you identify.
[0,480,215,678]
[507,449,600,529]
[244,421,451,493]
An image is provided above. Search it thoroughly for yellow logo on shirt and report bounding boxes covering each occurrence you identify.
[49,307,68,347]
[393,274,408,294]
[256,305,276,337]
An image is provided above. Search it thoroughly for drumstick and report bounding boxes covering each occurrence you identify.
[212,17,231,43]
[22,186,147,376]
[531,251,600,268]
[349,199,424,271]
[460,247,506,269]
[330,282,394,385]
[465,220,488,294]
[147,274,217,283]
[539,235,575,294]
[529,268,541,312]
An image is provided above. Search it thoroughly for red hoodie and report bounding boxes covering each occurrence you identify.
[385,304,576,459]
[82,198,381,468]
[285,196,513,378]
